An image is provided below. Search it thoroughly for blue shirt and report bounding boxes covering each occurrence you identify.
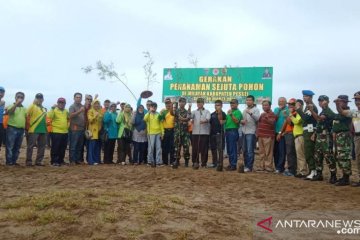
[274,106,289,133]
[103,111,119,139]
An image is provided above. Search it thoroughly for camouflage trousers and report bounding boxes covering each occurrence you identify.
[174,129,190,162]
[334,131,352,175]
[314,133,336,172]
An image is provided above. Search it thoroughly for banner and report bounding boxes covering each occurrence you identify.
[162,67,273,104]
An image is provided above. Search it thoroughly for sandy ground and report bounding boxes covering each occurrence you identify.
[0,146,360,240]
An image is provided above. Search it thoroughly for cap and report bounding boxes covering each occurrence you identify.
[353,91,360,99]
[318,95,329,102]
[337,95,351,102]
[0,86,5,92]
[178,97,186,103]
[296,99,304,105]
[165,97,172,104]
[57,97,66,103]
[302,90,315,96]
[196,97,205,103]
[287,98,296,104]
[230,99,239,104]
[35,93,44,99]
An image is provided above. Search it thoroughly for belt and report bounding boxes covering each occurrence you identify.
[303,126,317,131]
[7,125,25,130]
[225,128,238,132]
[164,128,174,131]
[294,134,303,139]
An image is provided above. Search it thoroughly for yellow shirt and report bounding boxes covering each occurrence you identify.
[144,112,164,135]
[290,113,303,137]
[87,108,103,140]
[27,104,47,133]
[47,108,69,133]
[162,110,175,129]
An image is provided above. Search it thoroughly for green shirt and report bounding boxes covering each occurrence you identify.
[316,107,335,133]
[331,113,352,133]
[6,104,27,129]
[225,109,242,130]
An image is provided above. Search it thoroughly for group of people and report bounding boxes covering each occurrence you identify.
[0,86,359,187]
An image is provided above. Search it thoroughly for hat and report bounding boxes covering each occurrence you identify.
[230,99,238,104]
[197,97,205,103]
[302,90,315,96]
[318,95,329,102]
[178,97,186,103]
[57,97,66,103]
[287,98,296,104]
[353,91,360,99]
[337,95,351,102]
[35,93,44,99]
[0,86,5,92]
[296,99,304,105]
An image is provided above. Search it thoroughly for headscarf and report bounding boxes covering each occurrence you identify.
[134,105,146,132]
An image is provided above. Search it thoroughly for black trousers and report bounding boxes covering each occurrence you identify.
[210,134,225,166]
[191,135,209,166]
[118,138,131,163]
[51,133,68,165]
[103,139,116,164]
[162,128,175,164]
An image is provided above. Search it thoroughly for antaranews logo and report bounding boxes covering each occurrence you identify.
[257,216,273,233]
[254,211,360,240]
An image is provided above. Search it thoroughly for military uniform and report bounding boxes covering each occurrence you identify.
[173,99,191,168]
[296,90,318,179]
[333,95,353,186]
[313,98,337,182]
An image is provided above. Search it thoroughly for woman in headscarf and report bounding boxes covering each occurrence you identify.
[116,103,133,165]
[87,99,103,165]
[103,102,119,164]
[131,105,147,165]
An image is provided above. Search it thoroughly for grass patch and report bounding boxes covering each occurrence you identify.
[37,209,78,225]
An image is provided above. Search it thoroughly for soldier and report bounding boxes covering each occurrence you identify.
[308,95,337,183]
[295,90,318,180]
[336,91,360,187]
[333,95,353,186]
[172,97,191,169]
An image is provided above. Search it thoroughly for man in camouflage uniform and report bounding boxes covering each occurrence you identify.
[333,95,353,186]
[172,97,191,169]
[309,95,337,183]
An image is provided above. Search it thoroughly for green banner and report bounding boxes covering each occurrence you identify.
[162,67,273,104]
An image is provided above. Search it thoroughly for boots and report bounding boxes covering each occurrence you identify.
[216,165,223,172]
[305,170,317,180]
[172,160,179,169]
[184,159,189,167]
[311,170,323,181]
[329,171,337,184]
[335,174,350,186]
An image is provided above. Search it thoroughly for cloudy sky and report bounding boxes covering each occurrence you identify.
[1,0,359,110]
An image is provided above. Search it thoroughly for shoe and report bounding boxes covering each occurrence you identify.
[207,163,216,168]
[26,163,33,167]
[274,170,281,174]
[335,174,350,186]
[93,163,99,166]
[351,181,360,187]
[35,163,45,167]
[244,168,251,173]
[329,171,337,184]
[121,162,126,166]
[305,170,317,180]
[185,160,189,167]
[193,163,199,170]
[311,171,323,181]
[295,173,305,178]
[52,163,61,167]
[216,165,223,172]
[283,171,295,177]
[226,166,236,171]
[147,163,152,167]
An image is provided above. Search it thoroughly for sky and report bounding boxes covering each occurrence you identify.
[1,0,359,111]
